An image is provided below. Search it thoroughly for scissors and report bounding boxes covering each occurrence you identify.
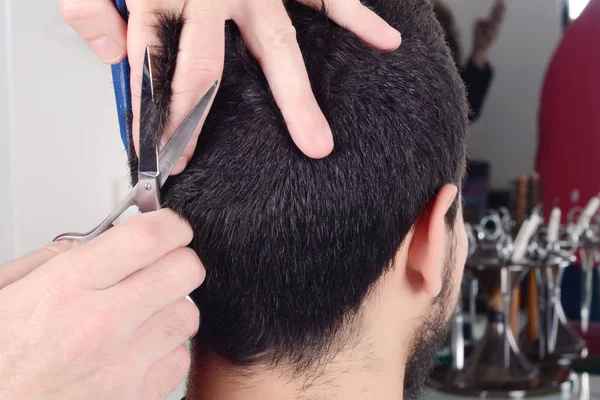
[55,48,218,244]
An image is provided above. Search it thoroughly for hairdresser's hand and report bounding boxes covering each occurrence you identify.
[59,0,401,168]
[0,209,203,400]
[472,0,505,69]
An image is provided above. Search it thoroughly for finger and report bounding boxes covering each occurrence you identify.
[161,0,225,174]
[111,247,205,327]
[481,21,497,39]
[491,0,506,21]
[474,20,486,34]
[49,209,193,290]
[142,343,191,400]
[132,298,199,367]
[298,0,401,51]
[0,240,78,289]
[231,0,334,159]
[489,18,503,35]
[58,0,127,64]
[127,0,187,162]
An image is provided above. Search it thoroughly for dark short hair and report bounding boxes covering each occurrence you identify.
[128,0,468,371]
[434,0,462,65]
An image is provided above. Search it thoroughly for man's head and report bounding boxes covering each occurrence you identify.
[129,0,469,397]
[433,0,462,65]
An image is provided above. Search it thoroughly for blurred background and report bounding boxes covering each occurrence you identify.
[425,1,600,399]
[0,0,599,399]
[443,0,559,190]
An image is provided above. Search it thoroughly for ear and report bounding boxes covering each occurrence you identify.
[407,184,458,297]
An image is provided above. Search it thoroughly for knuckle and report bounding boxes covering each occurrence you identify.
[42,271,79,305]
[186,7,220,24]
[171,346,192,376]
[153,349,190,400]
[42,240,78,257]
[119,217,163,252]
[165,302,199,339]
[157,209,194,243]
[277,92,319,126]
[179,56,222,84]
[58,0,96,24]
[174,248,204,285]
[261,23,297,53]
[287,92,313,112]
[66,313,111,358]
[43,281,72,305]
[97,365,129,393]
[126,279,152,309]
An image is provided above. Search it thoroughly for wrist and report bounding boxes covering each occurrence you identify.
[471,52,487,69]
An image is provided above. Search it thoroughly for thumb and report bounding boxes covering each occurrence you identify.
[58,0,127,64]
[0,240,78,289]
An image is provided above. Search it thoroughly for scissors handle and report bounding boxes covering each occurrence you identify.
[112,0,132,151]
[114,0,128,19]
[54,189,137,244]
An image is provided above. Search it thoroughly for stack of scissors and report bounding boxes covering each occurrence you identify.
[54,2,217,244]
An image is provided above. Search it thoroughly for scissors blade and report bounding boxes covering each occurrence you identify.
[158,80,218,186]
[138,46,159,178]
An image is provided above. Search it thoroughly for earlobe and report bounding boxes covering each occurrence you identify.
[406,184,458,298]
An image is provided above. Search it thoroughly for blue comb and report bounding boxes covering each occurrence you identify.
[111,0,131,152]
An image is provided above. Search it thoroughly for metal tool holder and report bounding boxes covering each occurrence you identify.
[577,230,600,336]
[520,227,586,363]
[451,224,483,367]
[455,261,539,391]
[567,197,600,335]
[429,209,577,397]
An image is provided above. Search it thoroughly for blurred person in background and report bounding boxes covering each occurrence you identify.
[433,0,505,121]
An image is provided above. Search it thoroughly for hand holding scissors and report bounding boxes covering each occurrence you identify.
[55,48,217,243]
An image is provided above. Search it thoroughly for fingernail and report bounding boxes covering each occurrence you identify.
[87,36,126,64]
[313,125,334,156]
[388,27,402,44]
[186,295,200,339]
[171,156,189,175]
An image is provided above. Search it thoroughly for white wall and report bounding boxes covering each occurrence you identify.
[444,0,563,189]
[0,0,14,264]
[10,0,128,256]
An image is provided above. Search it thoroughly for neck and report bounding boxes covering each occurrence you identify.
[186,341,405,400]
[185,266,417,400]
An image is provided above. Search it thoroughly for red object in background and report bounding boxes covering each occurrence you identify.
[571,322,600,355]
[536,0,600,217]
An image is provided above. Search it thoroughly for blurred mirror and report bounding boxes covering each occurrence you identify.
[434,0,595,224]
[427,2,600,398]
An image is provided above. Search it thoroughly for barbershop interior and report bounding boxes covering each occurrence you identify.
[0,0,599,399]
